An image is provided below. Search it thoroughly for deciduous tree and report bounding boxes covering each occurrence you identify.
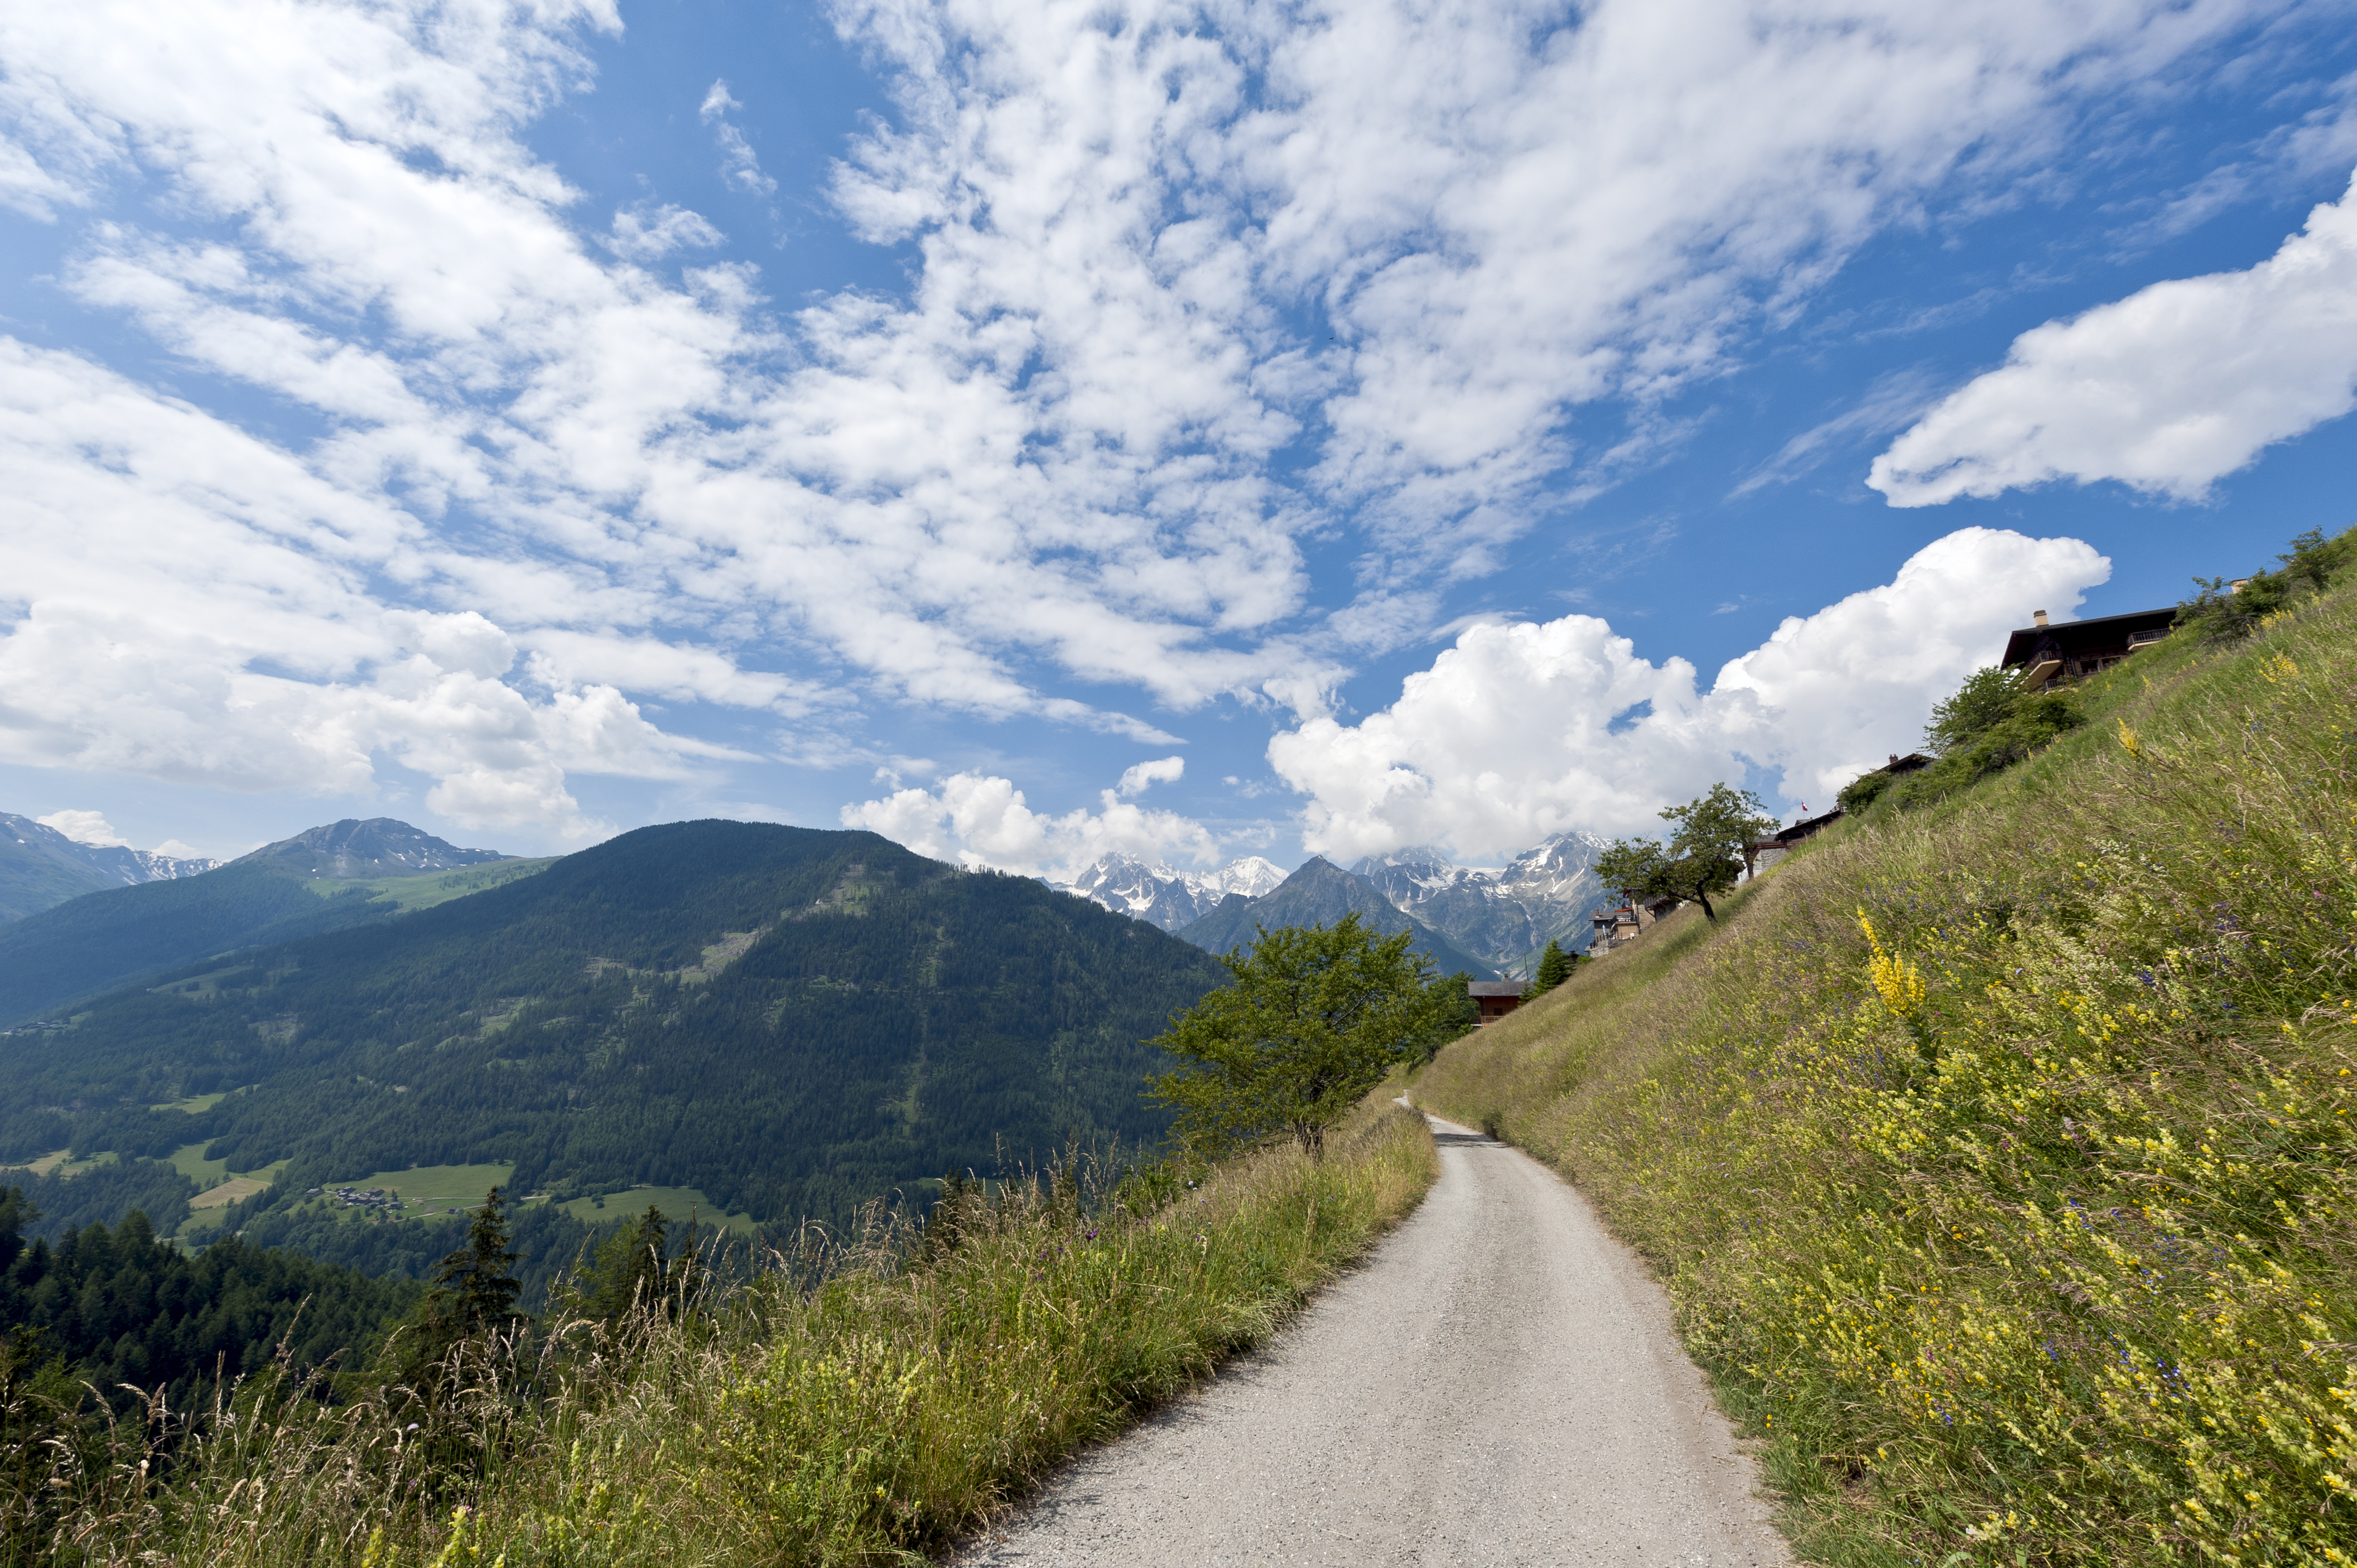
[1597,784,1776,923]
[1149,915,1463,1160]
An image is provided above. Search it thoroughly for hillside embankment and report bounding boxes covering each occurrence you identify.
[8,1103,1435,1567]
[1415,570,2357,1563]
[957,1112,1789,1567]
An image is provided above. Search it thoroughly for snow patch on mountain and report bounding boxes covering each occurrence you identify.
[1056,833,1608,971]
[1053,853,1286,931]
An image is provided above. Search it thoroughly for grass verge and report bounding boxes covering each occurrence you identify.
[1414,576,2357,1565]
[13,1098,1435,1567]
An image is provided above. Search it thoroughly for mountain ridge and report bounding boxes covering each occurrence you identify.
[0,813,221,924]
[0,817,523,1025]
[1170,857,1501,978]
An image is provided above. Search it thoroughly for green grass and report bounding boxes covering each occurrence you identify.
[301,857,557,913]
[302,1161,517,1220]
[0,1148,71,1177]
[1411,567,2357,1565]
[15,1099,1437,1567]
[149,1092,228,1114]
[548,1185,760,1236]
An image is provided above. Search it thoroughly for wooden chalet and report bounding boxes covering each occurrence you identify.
[1467,980,1528,1025]
[2001,606,2176,691]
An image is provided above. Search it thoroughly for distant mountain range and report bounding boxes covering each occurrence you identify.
[1170,857,1502,978]
[0,813,221,924]
[1348,835,1608,976]
[1055,853,1286,929]
[0,817,529,1025]
[1053,832,1607,976]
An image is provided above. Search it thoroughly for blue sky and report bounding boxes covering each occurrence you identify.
[1,0,2351,873]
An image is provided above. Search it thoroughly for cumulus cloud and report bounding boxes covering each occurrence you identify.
[1267,527,2111,860]
[35,809,127,847]
[1115,756,1185,796]
[841,770,1218,880]
[1871,170,2357,506]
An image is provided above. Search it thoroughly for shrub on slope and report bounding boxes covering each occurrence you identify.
[1415,566,2357,1564]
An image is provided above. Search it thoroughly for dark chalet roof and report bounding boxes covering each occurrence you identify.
[1999,607,2177,670]
[1467,981,1527,998]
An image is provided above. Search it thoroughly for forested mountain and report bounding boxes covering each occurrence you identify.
[1173,857,1498,978]
[0,813,219,924]
[0,818,525,1024]
[0,1188,416,1410]
[0,823,1228,1264]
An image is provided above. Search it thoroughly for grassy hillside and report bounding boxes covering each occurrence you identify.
[0,823,1229,1262]
[8,1101,1437,1568]
[1413,558,2357,1562]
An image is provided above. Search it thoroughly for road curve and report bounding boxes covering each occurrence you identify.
[955,1113,1793,1567]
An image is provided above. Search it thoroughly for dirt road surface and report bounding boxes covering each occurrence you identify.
[955,1113,1792,1567]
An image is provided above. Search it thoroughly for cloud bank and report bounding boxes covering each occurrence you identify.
[1872,170,2357,505]
[0,0,2306,837]
[1264,528,2110,861]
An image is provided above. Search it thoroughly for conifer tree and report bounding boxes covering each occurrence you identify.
[393,1187,525,1395]
[1532,940,1572,993]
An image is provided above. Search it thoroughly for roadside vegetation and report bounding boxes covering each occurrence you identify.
[1413,525,2357,1565]
[4,920,1450,1566]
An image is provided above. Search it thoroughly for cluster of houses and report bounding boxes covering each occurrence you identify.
[1467,601,2176,1025]
[306,1183,441,1215]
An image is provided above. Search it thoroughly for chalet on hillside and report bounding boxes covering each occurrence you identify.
[1589,894,1679,956]
[1744,802,1854,877]
[1467,980,1527,1025]
[2001,606,2176,690]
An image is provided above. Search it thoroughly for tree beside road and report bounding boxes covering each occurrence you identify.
[1150,915,1469,1160]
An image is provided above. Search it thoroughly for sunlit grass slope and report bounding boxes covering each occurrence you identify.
[1415,583,2357,1565]
[16,1101,1435,1567]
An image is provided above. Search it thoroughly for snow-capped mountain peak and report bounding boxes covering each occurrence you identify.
[1053,853,1287,930]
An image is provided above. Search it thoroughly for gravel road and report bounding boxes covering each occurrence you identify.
[954,1113,1793,1567]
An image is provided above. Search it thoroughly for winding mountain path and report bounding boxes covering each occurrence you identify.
[955,1113,1793,1567]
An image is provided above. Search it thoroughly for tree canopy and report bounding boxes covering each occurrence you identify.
[1532,940,1573,993]
[1595,784,1776,923]
[1149,915,1465,1159]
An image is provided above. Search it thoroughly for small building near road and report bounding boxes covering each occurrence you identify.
[2001,606,2176,691]
[1467,980,1528,1025]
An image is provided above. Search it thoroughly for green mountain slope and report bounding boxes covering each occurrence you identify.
[0,818,522,1024]
[0,822,1227,1237]
[1174,857,1499,978]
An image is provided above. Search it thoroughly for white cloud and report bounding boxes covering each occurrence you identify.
[699,78,775,197]
[1714,528,2110,800]
[0,0,2309,836]
[608,202,725,262]
[841,769,1218,880]
[1871,170,2357,505]
[1115,755,1185,796]
[35,808,127,847]
[1267,527,2110,860]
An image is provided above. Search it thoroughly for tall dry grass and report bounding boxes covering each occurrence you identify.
[1416,585,2357,1565]
[12,1102,1435,1567]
